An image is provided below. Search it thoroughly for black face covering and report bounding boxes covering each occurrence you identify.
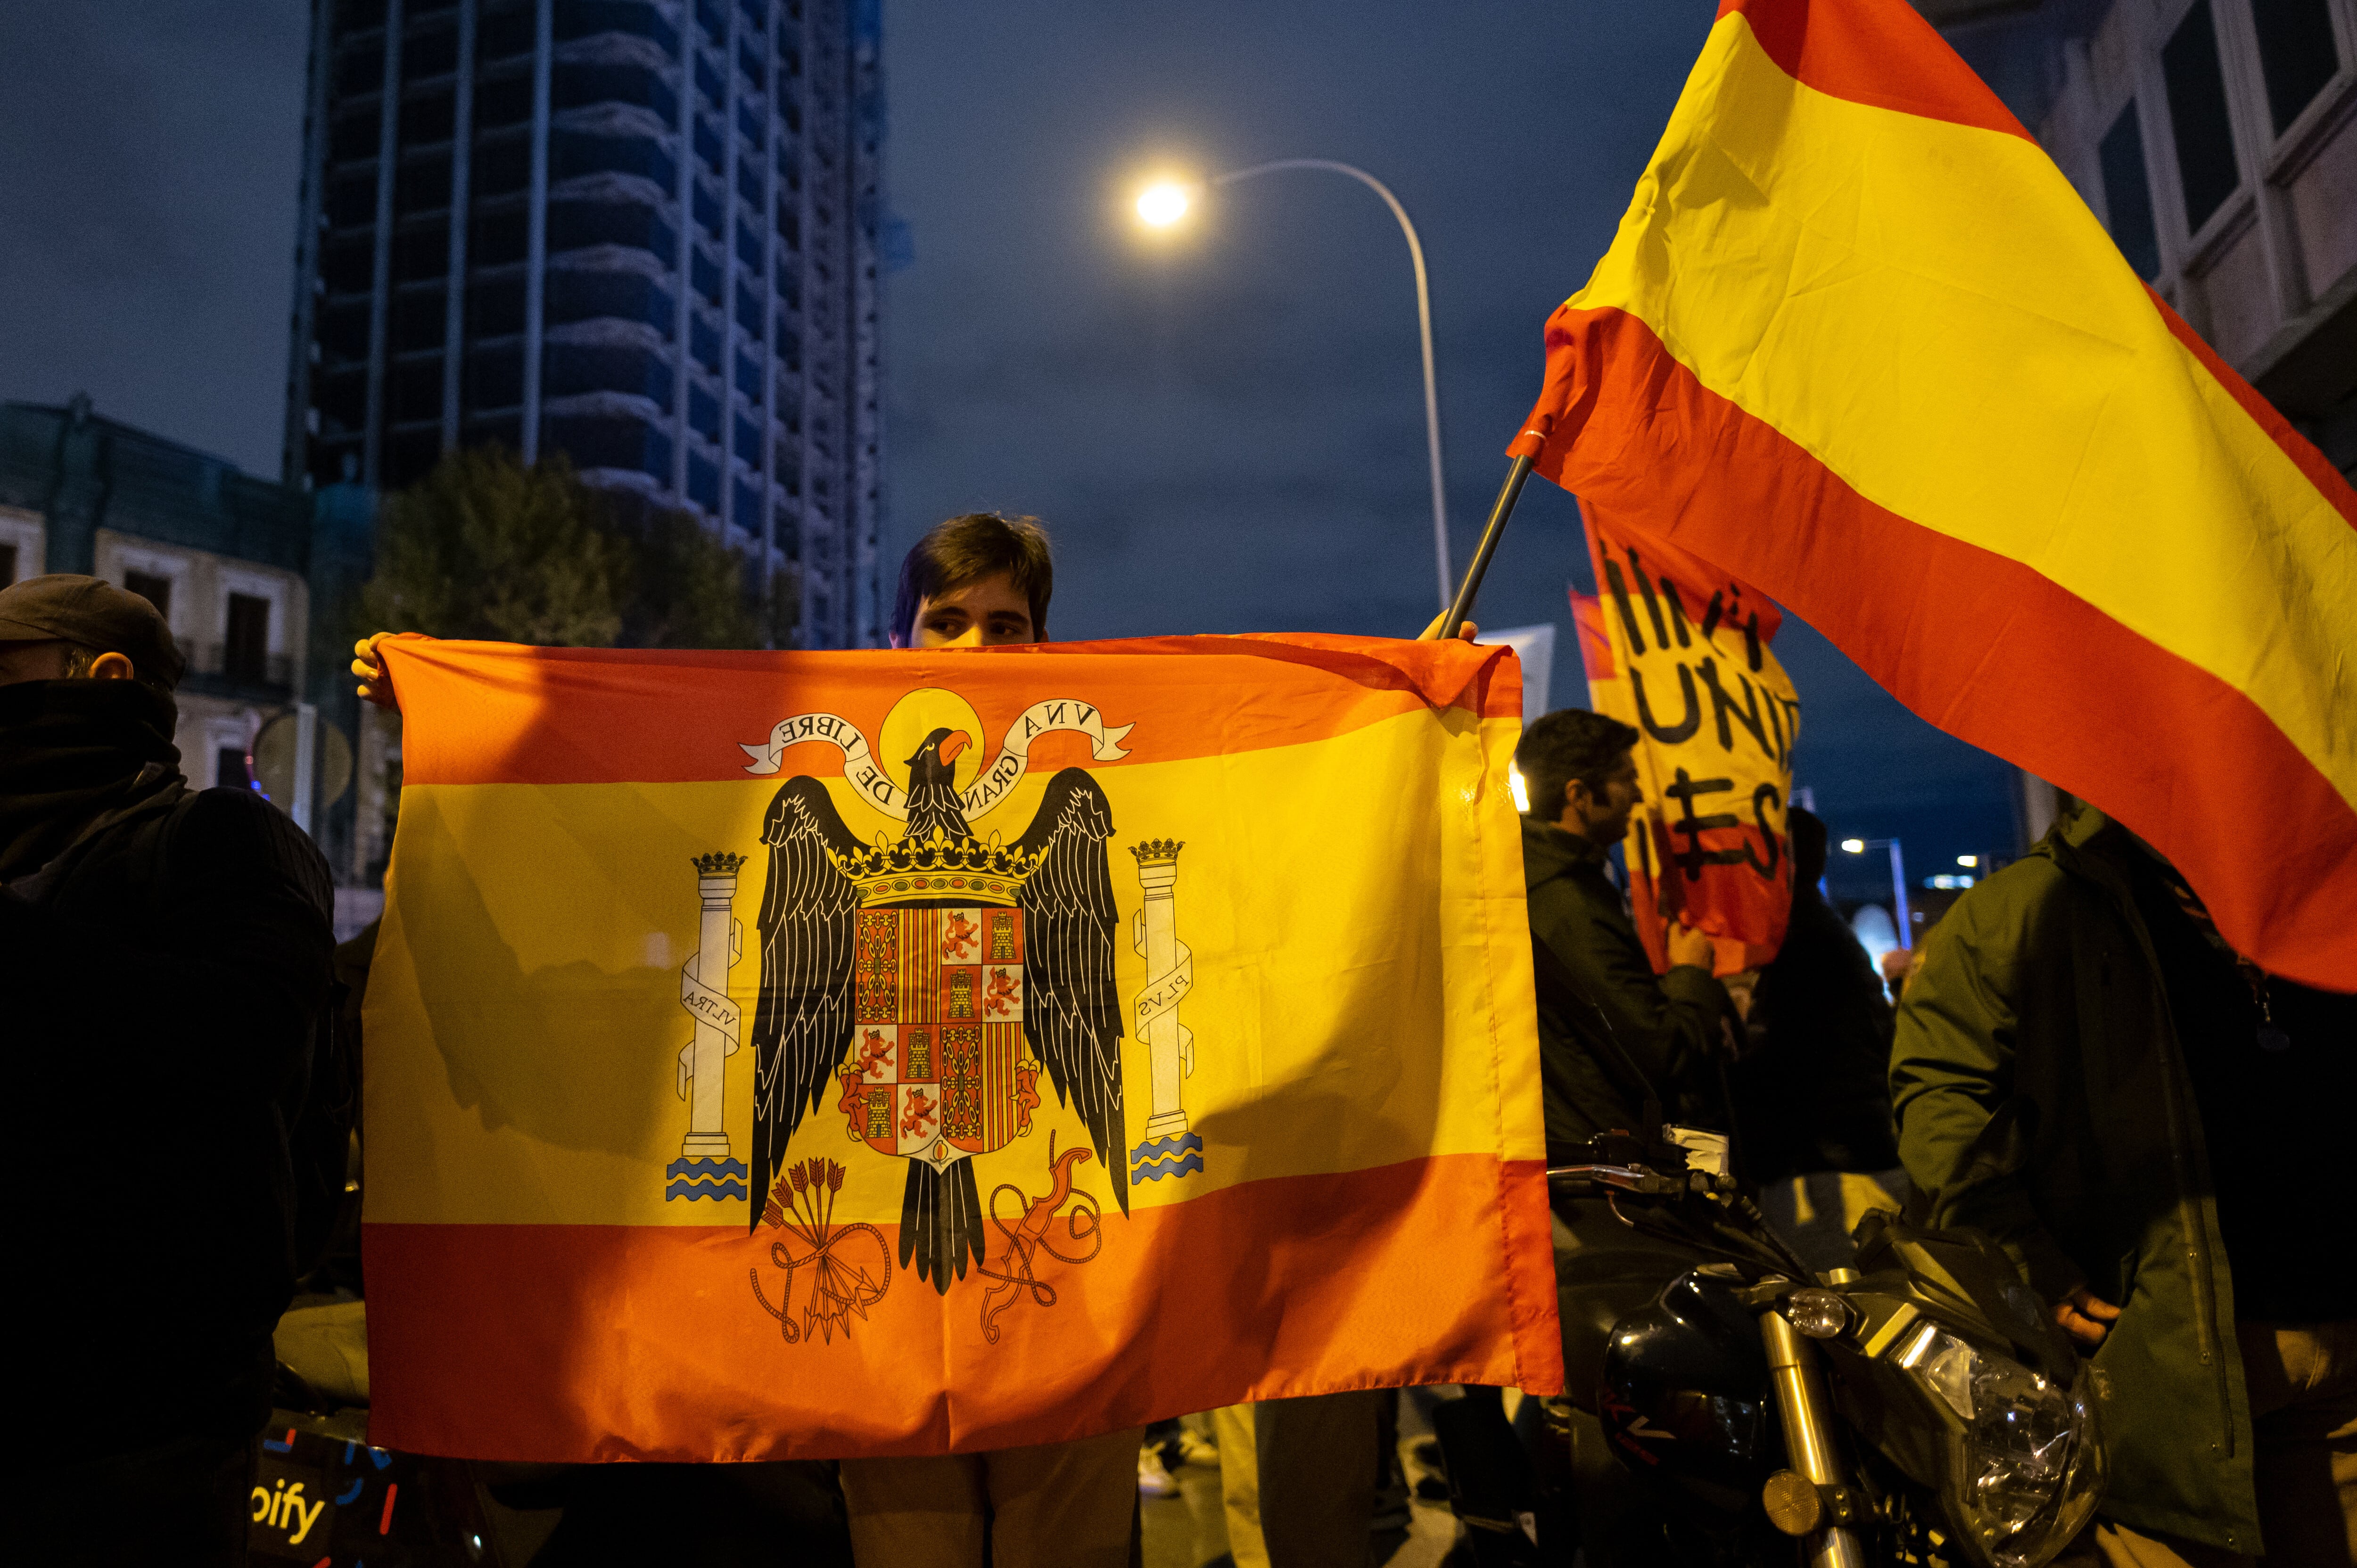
[0,679,183,881]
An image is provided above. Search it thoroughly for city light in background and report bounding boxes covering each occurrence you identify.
[1135,181,1194,227]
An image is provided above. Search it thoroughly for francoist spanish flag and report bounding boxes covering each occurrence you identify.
[1509,0,2357,987]
[362,632,1560,1461]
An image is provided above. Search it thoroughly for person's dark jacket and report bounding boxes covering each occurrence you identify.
[1523,815,1731,1147]
[1730,814,1898,1184]
[3,680,334,1461]
[1893,803,2259,1550]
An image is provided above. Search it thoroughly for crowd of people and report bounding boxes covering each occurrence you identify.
[5,510,2350,1568]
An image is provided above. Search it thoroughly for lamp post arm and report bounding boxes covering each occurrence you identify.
[1214,160,1451,611]
[1888,840,1912,945]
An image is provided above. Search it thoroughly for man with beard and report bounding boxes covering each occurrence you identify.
[2,574,334,1566]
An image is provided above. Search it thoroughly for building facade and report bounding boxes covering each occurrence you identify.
[0,396,381,911]
[283,0,886,648]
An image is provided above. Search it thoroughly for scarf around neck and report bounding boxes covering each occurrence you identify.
[0,679,184,882]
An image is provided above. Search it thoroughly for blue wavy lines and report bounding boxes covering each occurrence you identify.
[1129,1132,1205,1182]
[666,1180,749,1201]
[665,1156,750,1202]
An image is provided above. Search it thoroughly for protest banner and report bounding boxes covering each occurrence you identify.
[1572,509,1798,976]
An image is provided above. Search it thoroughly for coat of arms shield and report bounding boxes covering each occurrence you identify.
[837,905,1041,1172]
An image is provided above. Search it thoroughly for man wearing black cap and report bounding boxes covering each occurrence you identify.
[3,574,335,1566]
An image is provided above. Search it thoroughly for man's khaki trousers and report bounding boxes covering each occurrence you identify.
[837,1427,1143,1568]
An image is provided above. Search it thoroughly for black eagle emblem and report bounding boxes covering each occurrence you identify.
[748,726,1127,1293]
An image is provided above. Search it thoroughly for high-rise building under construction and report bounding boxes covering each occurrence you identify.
[282,0,884,647]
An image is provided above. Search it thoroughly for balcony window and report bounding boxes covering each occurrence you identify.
[2162,1,2242,233]
[224,594,272,685]
[125,570,173,619]
[2250,0,2343,135]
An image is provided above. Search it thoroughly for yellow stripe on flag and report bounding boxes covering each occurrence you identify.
[1574,13,2357,809]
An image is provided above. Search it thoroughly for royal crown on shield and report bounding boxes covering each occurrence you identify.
[824,837,1044,909]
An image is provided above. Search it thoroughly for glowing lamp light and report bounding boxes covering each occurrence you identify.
[1957,854,1978,867]
[1136,182,1192,227]
[1841,837,1867,855]
[1508,763,1530,814]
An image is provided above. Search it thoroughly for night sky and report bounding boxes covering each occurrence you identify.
[0,0,2019,904]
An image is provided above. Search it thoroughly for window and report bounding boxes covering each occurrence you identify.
[2250,0,2342,136]
[125,570,173,619]
[217,746,254,792]
[2099,103,2164,279]
[2162,1,2242,233]
[225,593,271,684]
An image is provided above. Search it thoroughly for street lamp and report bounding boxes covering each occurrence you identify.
[1132,161,1453,613]
[1841,836,1912,944]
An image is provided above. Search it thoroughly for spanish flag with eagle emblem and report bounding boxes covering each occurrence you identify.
[361,632,1560,1461]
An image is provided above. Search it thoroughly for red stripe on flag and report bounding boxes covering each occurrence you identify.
[363,1153,1562,1461]
[1521,307,2357,988]
[1717,0,2032,141]
[2144,286,2357,532]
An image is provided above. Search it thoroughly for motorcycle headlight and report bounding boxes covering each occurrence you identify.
[1894,1321,2106,1568]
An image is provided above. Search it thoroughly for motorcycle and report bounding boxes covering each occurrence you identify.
[1437,1128,2107,1567]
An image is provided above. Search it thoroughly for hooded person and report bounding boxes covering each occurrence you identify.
[1729,806,1899,1187]
[1895,799,2357,1566]
[2,574,334,1568]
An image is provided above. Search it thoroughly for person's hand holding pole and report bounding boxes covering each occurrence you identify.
[1666,919,1716,971]
[352,633,400,711]
[1416,610,1478,643]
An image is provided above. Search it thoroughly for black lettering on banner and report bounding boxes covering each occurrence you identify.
[1700,589,1726,640]
[1627,546,1672,649]
[1632,663,1702,745]
[1603,558,1649,656]
[1764,688,1788,763]
[1662,767,1747,882]
[1661,580,1694,649]
[1743,783,1784,879]
[1741,610,1764,673]
[1697,657,1771,759]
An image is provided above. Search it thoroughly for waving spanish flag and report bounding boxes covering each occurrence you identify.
[361,633,1558,1461]
[1510,0,2357,987]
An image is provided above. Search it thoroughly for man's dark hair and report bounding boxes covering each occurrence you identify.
[1516,708,1639,821]
[891,513,1053,646]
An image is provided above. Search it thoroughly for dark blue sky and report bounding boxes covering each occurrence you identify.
[0,0,2020,899]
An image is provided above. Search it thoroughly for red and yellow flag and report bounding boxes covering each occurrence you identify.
[363,633,1559,1461]
[1574,508,1799,977]
[1509,0,2357,988]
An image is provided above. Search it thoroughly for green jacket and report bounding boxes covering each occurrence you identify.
[1891,803,2256,1552]
[1523,815,1731,1146]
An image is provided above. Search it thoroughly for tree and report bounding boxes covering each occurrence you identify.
[361,448,631,646]
[361,447,783,650]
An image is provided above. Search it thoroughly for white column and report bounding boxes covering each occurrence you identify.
[680,858,742,1159]
[1132,842,1191,1143]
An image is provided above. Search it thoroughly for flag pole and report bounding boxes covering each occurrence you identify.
[1437,454,1534,640]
